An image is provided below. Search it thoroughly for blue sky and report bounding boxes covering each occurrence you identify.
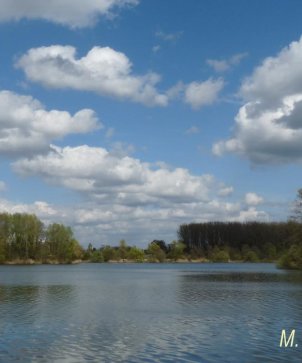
[1,0,302,246]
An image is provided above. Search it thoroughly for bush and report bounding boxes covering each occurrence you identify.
[211,249,230,262]
[278,244,302,269]
[128,247,144,262]
[102,246,117,262]
[168,240,185,261]
[244,250,260,262]
[147,243,166,262]
[90,250,104,263]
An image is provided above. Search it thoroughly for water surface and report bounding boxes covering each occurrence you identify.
[0,263,301,362]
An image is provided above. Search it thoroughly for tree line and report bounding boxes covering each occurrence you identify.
[177,221,296,262]
[0,213,82,263]
[0,212,186,264]
[177,188,302,268]
[84,239,186,263]
[2,187,302,268]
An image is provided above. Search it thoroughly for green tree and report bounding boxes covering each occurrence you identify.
[244,250,260,262]
[147,242,166,262]
[101,245,117,262]
[263,242,277,260]
[290,188,302,222]
[90,249,104,263]
[168,240,185,261]
[9,213,44,260]
[118,239,128,260]
[278,189,302,269]
[278,244,302,269]
[128,246,144,262]
[211,247,230,262]
[45,223,79,262]
[0,213,10,261]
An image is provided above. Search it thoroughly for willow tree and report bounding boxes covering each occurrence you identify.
[291,188,302,222]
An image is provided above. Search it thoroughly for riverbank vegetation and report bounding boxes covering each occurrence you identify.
[0,213,82,264]
[1,207,302,268]
[178,221,302,265]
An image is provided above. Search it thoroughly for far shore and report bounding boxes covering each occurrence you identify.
[0,258,275,265]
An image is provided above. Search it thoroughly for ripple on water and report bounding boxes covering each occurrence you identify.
[0,264,301,362]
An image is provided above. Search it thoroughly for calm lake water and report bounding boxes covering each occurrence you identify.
[0,263,301,363]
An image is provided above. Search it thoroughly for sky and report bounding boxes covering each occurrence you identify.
[1,0,302,247]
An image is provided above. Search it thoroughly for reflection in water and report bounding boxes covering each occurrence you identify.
[176,270,302,363]
[0,284,76,363]
[0,264,301,362]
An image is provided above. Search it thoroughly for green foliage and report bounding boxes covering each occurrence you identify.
[178,221,291,261]
[46,223,80,262]
[101,246,117,262]
[118,239,128,260]
[278,245,302,270]
[263,242,277,260]
[90,250,104,263]
[278,189,302,270]
[9,213,44,260]
[150,240,168,253]
[0,213,83,263]
[188,246,205,260]
[147,242,166,262]
[128,246,144,262]
[168,240,186,261]
[244,250,260,262]
[229,248,242,261]
[211,248,230,262]
[290,188,302,222]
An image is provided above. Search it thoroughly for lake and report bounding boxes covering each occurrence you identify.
[0,263,301,362]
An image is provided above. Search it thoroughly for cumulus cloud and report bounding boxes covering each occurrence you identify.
[17,45,168,107]
[213,36,302,164]
[0,90,100,157]
[0,0,139,28]
[218,186,233,197]
[13,144,216,205]
[245,192,263,206]
[232,207,269,223]
[8,143,269,245]
[184,79,224,109]
[0,194,268,246]
[207,52,248,72]
[0,198,57,217]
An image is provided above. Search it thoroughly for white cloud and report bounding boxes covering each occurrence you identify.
[213,36,302,164]
[245,192,263,206]
[0,90,100,157]
[207,59,229,73]
[185,126,200,135]
[155,30,183,42]
[0,194,268,246]
[232,207,269,222]
[218,186,233,197]
[10,144,270,245]
[207,52,248,72]
[109,141,135,157]
[0,0,139,28]
[17,45,168,107]
[152,45,161,53]
[184,79,224,109]
[13,144,215,205]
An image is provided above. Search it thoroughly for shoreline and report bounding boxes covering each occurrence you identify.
[0,258,276,265]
